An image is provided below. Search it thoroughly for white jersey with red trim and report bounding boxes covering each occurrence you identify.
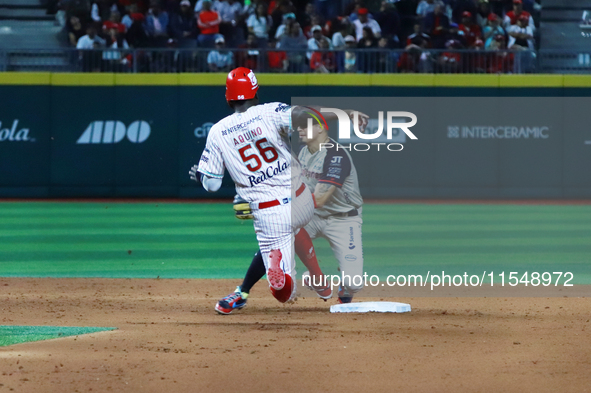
[198,102,302,203]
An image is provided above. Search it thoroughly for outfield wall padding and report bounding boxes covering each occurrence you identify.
[1,73,591,199]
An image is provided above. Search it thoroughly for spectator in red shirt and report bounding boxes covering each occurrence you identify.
[438,39,463,73]
[267,39,287,72]
[103,10,126,34]
[469,38,487,73]
[197,0,221,48]
[398,42,426,73]
[503,0,534,32]
[310,38,335,73]
[423,2,449,48]
[488,34,514,73]
[458,11,482,47]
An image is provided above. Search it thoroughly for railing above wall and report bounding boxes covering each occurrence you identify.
[2,48,587,74]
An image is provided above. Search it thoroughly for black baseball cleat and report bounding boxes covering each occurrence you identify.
[215,287,248,315]
[338,286,353,304]
[338,296,353,304]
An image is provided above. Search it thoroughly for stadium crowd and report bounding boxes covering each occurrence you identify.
[54,0,541,73]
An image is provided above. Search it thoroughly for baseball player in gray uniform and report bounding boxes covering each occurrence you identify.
[214,108,366,313]
[296,115,364,303]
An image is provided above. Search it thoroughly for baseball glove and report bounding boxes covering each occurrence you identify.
[233,195,253,220]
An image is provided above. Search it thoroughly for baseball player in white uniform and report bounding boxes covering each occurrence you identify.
[213,100,367,313]
[191,67,316,305]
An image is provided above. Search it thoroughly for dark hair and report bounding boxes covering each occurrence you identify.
[362,26,375,39]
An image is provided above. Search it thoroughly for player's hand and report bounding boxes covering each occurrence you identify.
[233,195,253,220]
[189,165,200,183]
[346,110,369,134]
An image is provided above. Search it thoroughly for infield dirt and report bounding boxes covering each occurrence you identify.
[0,278,589,393]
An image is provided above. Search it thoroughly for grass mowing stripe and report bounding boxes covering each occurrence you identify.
[2,225,590,237]
[0,202,589,283]
[2,236,589,252]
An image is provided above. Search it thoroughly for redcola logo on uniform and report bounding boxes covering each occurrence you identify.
[247,159,289,187]
[309,109,418,152]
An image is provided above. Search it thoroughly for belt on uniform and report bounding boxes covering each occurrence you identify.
[330,209,359,218]
[254,183,306,210]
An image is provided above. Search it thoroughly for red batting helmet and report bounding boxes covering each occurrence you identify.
[226,67,259,102]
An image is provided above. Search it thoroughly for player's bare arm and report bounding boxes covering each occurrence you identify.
[314,182,337,208]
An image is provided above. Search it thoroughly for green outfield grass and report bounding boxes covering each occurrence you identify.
[0,326,116,347]
[0,202,590,283]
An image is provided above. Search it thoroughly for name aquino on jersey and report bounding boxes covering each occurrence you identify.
[248,160,289,187]
[232,127,263,146]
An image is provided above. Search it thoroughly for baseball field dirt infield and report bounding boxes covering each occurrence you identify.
[0,278,590,393]
[1,202,590,391]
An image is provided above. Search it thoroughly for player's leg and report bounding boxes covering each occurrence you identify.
[295,228,322,277]
[294,227,331,298]
[215,227,330,313]
[240,250,266,294]
[291,185,332,298]
[297,217,332,299]
[215,250,265,315]
[290,183,315,231]
[218,187,317,309]
[253,203,297,303]
[324,216,364,303]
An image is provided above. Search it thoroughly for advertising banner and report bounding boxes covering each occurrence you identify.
[0,86,590,199]
[0,86,51,196]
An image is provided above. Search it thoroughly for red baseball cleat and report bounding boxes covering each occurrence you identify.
[267,249,285,290]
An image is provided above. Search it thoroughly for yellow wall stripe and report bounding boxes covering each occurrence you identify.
[0,72,51,85]
[563,75,591,88]
[306,73,371,86]
[0,72,589,87]
[179,73,227,85]
[370,74,435,86]
[256,74,307,85]
[51,73,115,86]
[435,74,500,87]
[499,74,564,87]
[115,73,179,85]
